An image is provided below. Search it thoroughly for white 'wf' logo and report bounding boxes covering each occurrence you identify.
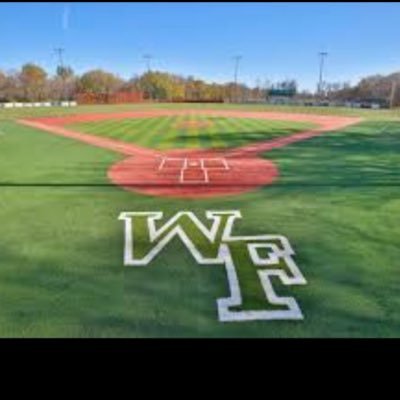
[118,210,307,322]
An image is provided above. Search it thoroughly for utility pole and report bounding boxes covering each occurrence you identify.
[233,55,242,103]
[55,47,65,69]
[143,54,153,72]
[264,79,271,102]
[54,47,66,101]
[318,51,328,97]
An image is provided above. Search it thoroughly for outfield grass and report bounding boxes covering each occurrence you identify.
[0,114,399,337]
[68,115,315,150]
[1,102,399,121]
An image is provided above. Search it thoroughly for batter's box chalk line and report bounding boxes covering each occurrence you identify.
[157,156,230,184]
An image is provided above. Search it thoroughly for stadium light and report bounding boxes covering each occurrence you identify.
[233,55,242,103]
[143,54,153,72]
[54,47,66,101]
[318,51,328,96]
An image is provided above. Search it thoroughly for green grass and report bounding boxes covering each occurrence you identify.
[68,115,316,150]
[1,115,400,337]
[1,102,399,121]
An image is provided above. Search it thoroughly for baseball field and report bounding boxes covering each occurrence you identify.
[0,103,399,337]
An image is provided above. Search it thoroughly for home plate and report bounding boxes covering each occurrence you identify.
[181,167,209,183]
[109,151,280,198]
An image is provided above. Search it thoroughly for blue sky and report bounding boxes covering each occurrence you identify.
[0,2,400,91]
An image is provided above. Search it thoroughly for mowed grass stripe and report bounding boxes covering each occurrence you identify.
[188,114,202,149]
[105,119,139,142]
[212,116,234,149]
[233,117,269,142]
[146,116,174,149]
[73,117,154,143]
[158,115,187,149]
[112,117,160,143]
[256,119,296,137]
[194,115,210,149]
[146,116,176,148]
[131,117,167,147]
[235,117,304,141]
[182,115,195,149]
[94,119,130,140]
[206,115,223,149]
[229,116,257,135]
[106,118,143,137]
[70,115,316,150]
[175,114,190,149]
[69,118,121,135]
[114,119,145,142]
[226,117,269,147]
[217,117,241,147]
[195,114,206,149]
[93,117,159,144]
[220,117,249,148]
[240,117,277,143]
[187,114,214,149]
[124,117,151,145]
[78,117,131,135]
[203,116,222,149]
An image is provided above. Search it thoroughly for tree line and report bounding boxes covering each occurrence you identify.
[0,62,399,106]
[322,73,400,107]
[0,63,266,103]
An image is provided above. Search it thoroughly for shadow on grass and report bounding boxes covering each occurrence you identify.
[171,127,307,148]
[262,121,400,191]
[0,233,227,337]
[1,218,399,337]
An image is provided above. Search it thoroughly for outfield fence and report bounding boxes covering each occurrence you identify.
[0,101,77,109]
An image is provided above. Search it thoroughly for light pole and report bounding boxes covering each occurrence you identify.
[318,51,328,97]
[233,55,242,103]
[55,47,66,101]
[143,54,153,72]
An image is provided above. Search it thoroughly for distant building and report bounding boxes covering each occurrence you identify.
[266,88,297,104]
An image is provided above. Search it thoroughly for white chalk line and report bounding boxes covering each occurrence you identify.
[158,156,230,184]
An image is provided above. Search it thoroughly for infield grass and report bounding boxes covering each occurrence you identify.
[67,115,316,150]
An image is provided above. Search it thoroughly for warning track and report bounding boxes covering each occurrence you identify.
[19,109,361,198]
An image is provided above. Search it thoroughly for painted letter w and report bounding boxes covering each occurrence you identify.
[118,211,241,266]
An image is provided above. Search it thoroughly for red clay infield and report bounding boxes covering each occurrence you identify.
[19,109,361,199]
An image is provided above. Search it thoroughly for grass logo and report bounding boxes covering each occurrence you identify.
[119,210,307,322]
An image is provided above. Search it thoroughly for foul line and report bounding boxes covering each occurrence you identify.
[158,156,230,184]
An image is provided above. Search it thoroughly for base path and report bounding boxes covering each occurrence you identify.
[19,109,361,198]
